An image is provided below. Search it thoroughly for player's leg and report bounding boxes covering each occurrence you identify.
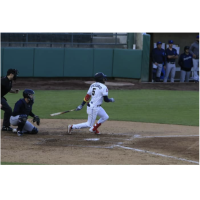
[1,97,12,131]
[10,114,27,136]
[68,106,98,134]
[180,70,186,82]
[163,63,171,82]
[185,71,191,82]
[152,64,157,82]
[156,64,162,82]
[89,107,109,134]
[23,120,38,134]
[193,59,199,81]
[170,64,176,82]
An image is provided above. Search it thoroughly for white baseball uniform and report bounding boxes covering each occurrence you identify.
[72,82,109,129]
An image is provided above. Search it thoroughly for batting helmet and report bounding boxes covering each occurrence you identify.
[23,89,35,103]
[7,69,19,80]
[94,72,107,83]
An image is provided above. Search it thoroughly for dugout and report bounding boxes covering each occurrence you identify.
[147,33,199,81]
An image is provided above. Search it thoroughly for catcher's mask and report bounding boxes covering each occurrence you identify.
[23,89,35,103]
[7,69,19,81]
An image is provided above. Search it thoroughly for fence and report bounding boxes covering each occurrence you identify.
[1,33,128,48]
[1,47,141,78]
[1,34,151,81]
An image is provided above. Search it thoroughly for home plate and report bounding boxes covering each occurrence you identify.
[85,81,134,86]
[84,138,100,141]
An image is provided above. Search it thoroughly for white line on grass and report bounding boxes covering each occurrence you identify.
[115,145,199,164]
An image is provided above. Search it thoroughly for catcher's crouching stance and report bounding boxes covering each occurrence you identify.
[10,89,40,136]
[68,72,115,135]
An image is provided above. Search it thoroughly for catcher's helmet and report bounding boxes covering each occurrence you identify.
[184,46,190,51]
[7,69,19,80]
[94,72,107,83]
[23,89,35,103]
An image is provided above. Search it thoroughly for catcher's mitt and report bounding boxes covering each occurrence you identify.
[33,115,40,126]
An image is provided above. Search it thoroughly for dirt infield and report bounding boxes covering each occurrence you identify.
[1,78,199,165]
[1,119,199,165]
[13,78,199,91]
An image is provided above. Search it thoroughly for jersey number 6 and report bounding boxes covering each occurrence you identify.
[92,88,96,96]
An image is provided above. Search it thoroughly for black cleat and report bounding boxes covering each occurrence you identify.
[1,126,13,131]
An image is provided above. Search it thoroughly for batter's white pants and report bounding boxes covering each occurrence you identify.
[192,59,199,81]
[72,105,109,129]
[163,63,176,82]
[180,70,191,82]
[10,115,35,133]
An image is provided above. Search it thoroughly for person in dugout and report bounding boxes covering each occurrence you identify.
[151,41,166,82]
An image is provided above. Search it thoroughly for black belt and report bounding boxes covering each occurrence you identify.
[168,62,175,64]
[87,103,101,107]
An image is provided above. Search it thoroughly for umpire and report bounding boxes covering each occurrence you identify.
[1,69,20,131]
[151,41,166,82]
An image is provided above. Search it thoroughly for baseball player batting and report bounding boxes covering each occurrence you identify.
[68,72,115,135]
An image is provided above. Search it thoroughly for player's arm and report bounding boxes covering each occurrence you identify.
[76,93,91,111]
[9,88,20,94]
[30,110,40,126]
[173,49,179,59]
[103,96,115,103]
[189,44,196,58]
[29,110,35,117]
[103,87,115,103]
[12,101,22,116]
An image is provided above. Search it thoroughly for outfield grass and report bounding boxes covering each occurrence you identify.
[1,90,199,126]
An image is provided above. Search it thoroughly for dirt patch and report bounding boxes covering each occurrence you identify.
[1,119,199,165]
[13,78,199,91]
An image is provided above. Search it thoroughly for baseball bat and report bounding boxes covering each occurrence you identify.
[50,109,76,116]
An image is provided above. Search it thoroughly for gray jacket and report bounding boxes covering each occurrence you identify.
[189,41,199,59]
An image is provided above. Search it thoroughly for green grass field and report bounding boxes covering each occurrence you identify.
[1,90,199,126]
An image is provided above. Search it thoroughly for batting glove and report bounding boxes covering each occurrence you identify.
[110,98,115,102]
[76,105,83,111]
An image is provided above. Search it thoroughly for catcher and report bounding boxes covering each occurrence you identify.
[10,89,40,136]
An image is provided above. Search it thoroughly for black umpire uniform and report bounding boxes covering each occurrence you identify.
[1,69,19,131]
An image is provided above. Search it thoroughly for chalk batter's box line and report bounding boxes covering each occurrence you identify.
[115,145,199,164]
